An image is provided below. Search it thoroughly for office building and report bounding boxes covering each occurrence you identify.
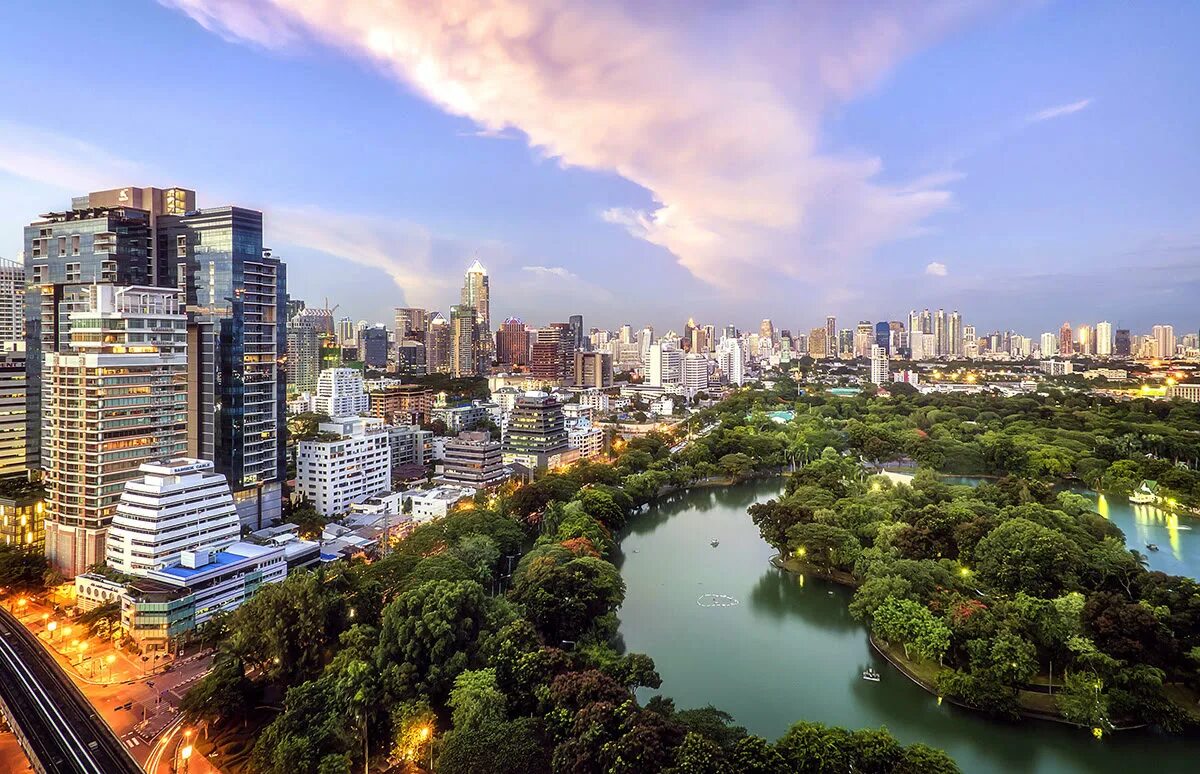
[441,430,507,488]
[873,322,890,354]
[361,325,389,369]
[160,206,287,530]
[948,311,963,357]
[808,328,827,359]
[386,424,432,476]
[425,313,452,373]
[530,326,566,381]
[42,286,188,577]
[648,340,683,386]
[0,258,23,344]
[297,416,392,517]
[122,542,286,651]
[315,368,370,417]
[1039,332,1058,357]
[870,345,890,385]
[394,307,427,339]
[573,351,612,389]
[369,383,433,425]
[854,322,874,358]
[759,319,775,346]
[461,260,492,366]
[838,329,854,358]
[496,317,529,366]
[568,314,585,352]
[934,309,948,356]
[1096,321,1113,357]
[106,459,241,576]
[502,392,570,469]
[396,339,426,376]
[825,316,837,359]
[1114,329,1132,358]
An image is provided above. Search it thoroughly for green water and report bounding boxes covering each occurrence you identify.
[616,479,1199,773]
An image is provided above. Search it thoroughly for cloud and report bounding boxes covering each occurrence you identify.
[0,120,145,194]
[1028,98,1092,123]
[521,265,579,281]
[925,261,948,276]
[163,0,977,289]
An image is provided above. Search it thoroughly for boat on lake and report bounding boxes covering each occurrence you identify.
[1146,543,1160,552]
[1130,480,1159,504]
[862,668,880,682]
[710,538,720,547]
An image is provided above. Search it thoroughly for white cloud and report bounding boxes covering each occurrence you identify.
[925,261,948,276]
[1028,98,1092,123]
[521,265,578,281]
[0,120,145,194]
[163,0,976,289]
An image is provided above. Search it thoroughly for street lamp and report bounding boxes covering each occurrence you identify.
[419,726,432,771]
[105,653,117,683]
[180,744,193,773]
[47,620,57,641]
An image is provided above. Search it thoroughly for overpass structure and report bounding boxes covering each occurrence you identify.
[0,606,142,774]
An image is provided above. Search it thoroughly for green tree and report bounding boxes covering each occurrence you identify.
[974,518,1082,596]
[1056,671,1110,730]
[509,555,624,643]
[0,545,48,591]
[181,654,257,726]
[452,533,501,585]
[785,523,861,572]
[448,668,507,730]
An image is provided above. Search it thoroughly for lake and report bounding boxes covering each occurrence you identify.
[616,479,1199,774]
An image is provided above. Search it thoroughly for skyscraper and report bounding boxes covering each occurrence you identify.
[1095,321,1113,357]
[0,258,23,344]
[530,326,565,381]
[0,345,28,479]
[1114,329,1132,358]
[568,314,585,352]
[362,325,389,368]
[161,207,287,529]
[573,352,612,389]
[425,313,451,373]
[1059,322,1074,356]
[461,260,491,367]
[874,321,890,354]
[42,285,188,577]
[808,327,827,359]
[286,314,322,394]
[717,337,744,385]
[394,307,427,340]
[934,309,948,356]
[1076,325,1094,356]
[1039,332,1057,357]
[1152,325,1175,359]
[496,317,529,366]
[948,311,963,357]
[918,309,933,335]
[759,319,775,346]
[838,329,854,358]
[648,340,683,386]
[854,322,874,358]
[449,304,478,376]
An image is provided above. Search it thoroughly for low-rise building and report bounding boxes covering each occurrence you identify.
[432,402,490,433]
[386,424,433,480]
[1167,384,1200,402]
[297,417,392,517]
[1040,360,1074,376]
[73,573,126,613]
[401,485,477,523]
[121,542,286,651]
[368,383,434,425]
[502,392,570,469]
[568,424,605,460]
[441,431,508,488]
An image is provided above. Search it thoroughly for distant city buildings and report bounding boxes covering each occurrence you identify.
[315,368,370,417]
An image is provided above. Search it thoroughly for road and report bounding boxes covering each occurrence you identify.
[670,421,719,454]
[0,606,142,774]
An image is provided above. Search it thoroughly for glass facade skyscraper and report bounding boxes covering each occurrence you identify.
[160,207,287,529]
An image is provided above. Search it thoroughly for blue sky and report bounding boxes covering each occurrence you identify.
[0,1,1196,336]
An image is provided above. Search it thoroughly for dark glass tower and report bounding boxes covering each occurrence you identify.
[160,207,287,528]
[874,321,891,354]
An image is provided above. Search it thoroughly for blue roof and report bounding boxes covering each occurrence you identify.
[156,549,243,580]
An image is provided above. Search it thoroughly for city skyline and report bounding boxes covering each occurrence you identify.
[1,3,1198,333]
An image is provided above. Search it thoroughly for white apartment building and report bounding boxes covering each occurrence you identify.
[1040,360,1074,376]
[42,285,188,578]
[314,368,370,417]
[682,353,709,396]
[717,337,744,386]
[297,416,392,517]
[1095,322,1113,356]
[1152,325,1176,359]
[1167,384,1200,402]
[648,341,683,386]
[870,345,890,385]
[568,423,605,460]
[1039,332,1058,358]
[401,485,477,523]
[576,389,610,414]
[106,458,241,576]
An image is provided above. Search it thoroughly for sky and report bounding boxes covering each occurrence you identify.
[0,1,1197,336]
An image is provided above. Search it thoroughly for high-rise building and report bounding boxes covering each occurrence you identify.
[425,313,451,373]
[691,326,710,355]
[1040,332,1058,357]
[361,325,389,368]
[1095,322,1113,357]
[1114,329,1132,358]
[568,314,585,352]
[502,392,569,469]
[0,258,23,344]
[874,321,890,355]
[759,319,775,346]
[0,344,28,479]
[854,322,874,358]
[286,314,322,395]
[394,307,427,340]
[496,317,529,366]
[1152,325,1176,359]
[825,316,836,359]
[869,345,890,385]
[717,337,744,385]
[161,207,287,529]
[335,316,356,347]
[933,309,948,356]
[461,260,492,366]
[808,327,827,359]
[315,368,370,417]
[1059,322,1074,356]
[530,326,565,381]
[948,311,963,357]
[918,309,932,335]
[638,326,655,364]
[907,311,920,339]
[682,353,709,396]
[648,340,683,386]
[838,329,854,358]
[449,305,477,376]
[42,286,188,577]
[573,352,612,389]
[106,458,241,576]
[369,384,434,426]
